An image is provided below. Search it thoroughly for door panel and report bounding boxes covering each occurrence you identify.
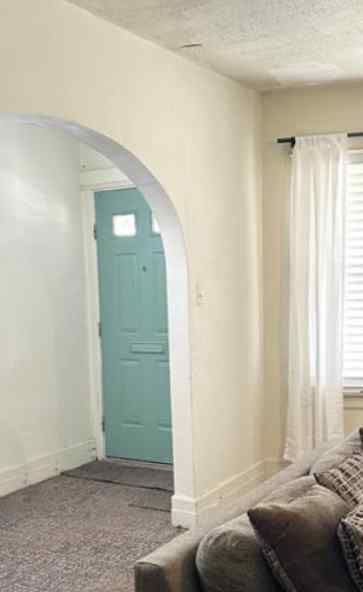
[151,252,168,334]
[95,188,172,463]
[117,253,139,332]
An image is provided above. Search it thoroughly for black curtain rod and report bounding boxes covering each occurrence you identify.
[277,132,363,147]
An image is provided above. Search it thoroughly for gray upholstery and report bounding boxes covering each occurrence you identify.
[262,474,315,504]
[248,485,353,592]
[338,502,363,591]
[135,431,361,592]
[310,429,363,473]
[197,514,278,592]
[196,476,315,592]
[315,452,363,508]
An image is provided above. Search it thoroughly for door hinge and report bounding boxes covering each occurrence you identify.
[93,223,97,240]
[102,416,106,432]
[98,321,102,338]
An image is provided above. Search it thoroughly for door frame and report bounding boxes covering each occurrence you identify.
[80,168,136,460]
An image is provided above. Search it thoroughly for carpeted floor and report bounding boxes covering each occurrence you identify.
[0,463,184,592]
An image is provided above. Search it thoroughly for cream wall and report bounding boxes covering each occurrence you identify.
[262,83,363,460]
[0,123,95,495]
[0,0,264,522]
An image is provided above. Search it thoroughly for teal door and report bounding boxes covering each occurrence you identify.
[95,188,172,464]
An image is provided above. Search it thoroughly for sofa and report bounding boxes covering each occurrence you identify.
[135,430,362,592]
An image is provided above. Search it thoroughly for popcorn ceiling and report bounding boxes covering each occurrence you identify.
[66,0,363,90]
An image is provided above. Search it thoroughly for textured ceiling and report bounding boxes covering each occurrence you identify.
[66,0,363,90]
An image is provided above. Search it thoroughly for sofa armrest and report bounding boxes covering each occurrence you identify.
[135,530,202,592]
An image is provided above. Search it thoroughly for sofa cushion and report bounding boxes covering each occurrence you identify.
[195,476,314,592]
[310,428,363,474]
[262,474,315,504]
[196,514,279,592]
[338,502,363,591]
[248,484,354,592]
[315,451,363,509]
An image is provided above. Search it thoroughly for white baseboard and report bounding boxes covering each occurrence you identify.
[263,457,289,479]
[60,440,97,472]
[172,457,289,529]
[1,450,288,527]
[172,460,266,529]
[0,440,97,497]
[0,465,26,498]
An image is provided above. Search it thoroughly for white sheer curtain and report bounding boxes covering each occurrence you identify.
[284,134,348,461]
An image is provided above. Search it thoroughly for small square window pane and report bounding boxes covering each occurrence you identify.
[113,214,136,237]
[152,215,161,234]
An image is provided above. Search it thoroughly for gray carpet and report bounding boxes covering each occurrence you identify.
[0,466,183,592]
[64,460,174,492]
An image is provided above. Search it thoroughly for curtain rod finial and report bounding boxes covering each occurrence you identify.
[277,136,296,147]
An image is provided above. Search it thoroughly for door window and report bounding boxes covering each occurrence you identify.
[112,213,136,237]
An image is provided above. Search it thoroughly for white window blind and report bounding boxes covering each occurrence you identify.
[343,160,363,392]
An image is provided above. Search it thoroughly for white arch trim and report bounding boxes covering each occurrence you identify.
[0,113,195,526]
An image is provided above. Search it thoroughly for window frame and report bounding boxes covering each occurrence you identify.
[343,150,363,397]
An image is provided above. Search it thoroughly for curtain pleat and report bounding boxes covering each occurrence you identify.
[285,134,347,461]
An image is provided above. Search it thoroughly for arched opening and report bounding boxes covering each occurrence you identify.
[0,113,194,526]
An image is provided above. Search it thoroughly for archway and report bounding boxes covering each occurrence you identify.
[0,113,194,526]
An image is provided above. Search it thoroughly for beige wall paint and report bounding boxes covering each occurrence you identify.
[0,123,95,494]
[0,0,264,514]
[262,83,363,460]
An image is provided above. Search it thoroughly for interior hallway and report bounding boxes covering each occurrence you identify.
[0,463,183,592]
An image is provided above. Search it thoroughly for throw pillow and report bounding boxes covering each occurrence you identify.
[338,503,363,591]
[248,484,354,592]
[310,427,363,474]
[315,451,363,508]
[196,476,315,592]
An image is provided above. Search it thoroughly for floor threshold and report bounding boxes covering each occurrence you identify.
[105,457,174,472]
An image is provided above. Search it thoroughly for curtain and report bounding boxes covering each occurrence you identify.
[284,134,348,462]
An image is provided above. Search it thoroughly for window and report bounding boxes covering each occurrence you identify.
[113,213,136,237]
[152,215,160,235]
[343,159,363,392]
